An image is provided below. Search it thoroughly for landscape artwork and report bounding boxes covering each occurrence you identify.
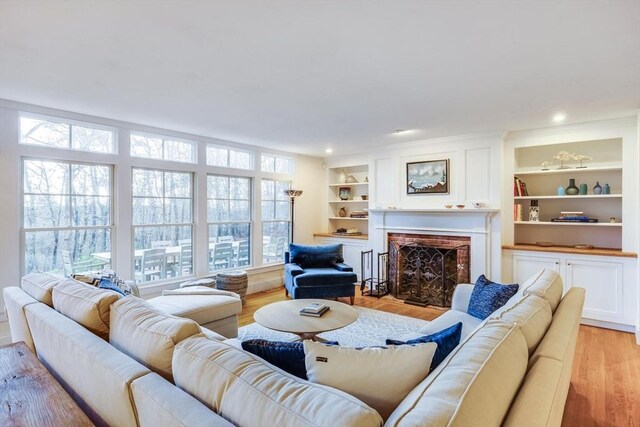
[406,159,449,194]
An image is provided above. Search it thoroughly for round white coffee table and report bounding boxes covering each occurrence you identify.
[254,299,359,341]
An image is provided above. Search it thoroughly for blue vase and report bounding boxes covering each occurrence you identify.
[579,183,588,195]
[557,186,566,196]
[603,183,611,194]
[593,181,602,195]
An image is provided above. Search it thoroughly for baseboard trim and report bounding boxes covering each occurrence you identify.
[248,278,282,294]
[581,318,635,333]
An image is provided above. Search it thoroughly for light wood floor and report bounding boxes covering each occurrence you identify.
[240,288,640,427]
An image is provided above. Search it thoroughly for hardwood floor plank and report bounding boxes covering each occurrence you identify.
[240,289,640,427]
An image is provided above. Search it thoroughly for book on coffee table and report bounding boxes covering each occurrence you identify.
[300,306,330,317]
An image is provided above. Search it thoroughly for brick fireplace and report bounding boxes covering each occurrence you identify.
[388,233,470,307]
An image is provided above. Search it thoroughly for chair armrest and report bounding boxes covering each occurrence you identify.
[285,263,304,277]
[284,251,290,263]
[451,283,475,312]
[334,262,353,272]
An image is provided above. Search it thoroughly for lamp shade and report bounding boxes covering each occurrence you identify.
[284,189,303,198]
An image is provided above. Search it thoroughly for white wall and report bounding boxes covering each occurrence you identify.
[324,132,504,280]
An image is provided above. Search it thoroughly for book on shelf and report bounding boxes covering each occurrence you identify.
[514,204,523,221]
[299,306,330,317]
[513,177,529,197]
[551,218,599,223]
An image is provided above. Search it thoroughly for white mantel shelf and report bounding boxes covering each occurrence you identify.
[369,208,500,214]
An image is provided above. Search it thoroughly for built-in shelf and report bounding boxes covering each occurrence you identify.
[514,166,622,176]
[328,217,369,221]
[514,194,622,200]
[328,200,369,203]
[313,232,369,240]
[515,221,622,227]
[328,182,369,187]
[503,244,637,258]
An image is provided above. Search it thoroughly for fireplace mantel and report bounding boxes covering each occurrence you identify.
[369,208,500,215]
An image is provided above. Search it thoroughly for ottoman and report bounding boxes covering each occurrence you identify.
[147,287,242,338]
[216,270,248,305]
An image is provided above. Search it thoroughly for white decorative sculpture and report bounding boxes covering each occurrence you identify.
[572,154,592,169]
[553,151,574,169]
[540,161,553,171]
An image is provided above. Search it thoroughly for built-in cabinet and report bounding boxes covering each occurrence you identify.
[327,164,369,235]
[314,234,368,280]
[509,250,635,331]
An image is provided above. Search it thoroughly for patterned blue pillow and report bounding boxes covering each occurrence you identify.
[242,339,338,379]
[386,322,463,372]
[468,275,519,320]
[289,243,344,268]
[98,278,126,296]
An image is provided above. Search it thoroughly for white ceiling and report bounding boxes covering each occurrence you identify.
[1,1,638,157]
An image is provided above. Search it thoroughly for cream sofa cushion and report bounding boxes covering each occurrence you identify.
[52,278,121,339]
[487,294,552,355]
[21,272,63,306]
[131,372,234,427]
[386,322,528,427]
[304,340,436,420]
[3,286,39,352]
[173,335,383,427]
[110,297,201,382]
[25,302,149,426]
[147,293,241,325]
[520,269,564,312]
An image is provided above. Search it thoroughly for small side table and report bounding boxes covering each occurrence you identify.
[216,270,248,305]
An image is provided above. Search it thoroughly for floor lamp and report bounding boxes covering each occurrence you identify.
[284,189,303,243]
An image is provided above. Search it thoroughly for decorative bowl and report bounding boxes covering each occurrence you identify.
[473,202,486,208]
[444,204,453,209]
[456,204,465,209]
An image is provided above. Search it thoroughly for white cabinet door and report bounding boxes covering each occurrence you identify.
[565,258,624,323]
[315,237,367,280]
[512,254,560,286]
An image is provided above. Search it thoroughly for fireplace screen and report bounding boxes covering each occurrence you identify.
[388,234,470,307]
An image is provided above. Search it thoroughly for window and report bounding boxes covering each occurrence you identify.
[23,159,112,275]
[261,179,290,264]
[20,115,115,153]
[130,133,196,163]
[207,175,252,271]
[206,144,254,169]
[132,168,193,282]
[261,154,293,175]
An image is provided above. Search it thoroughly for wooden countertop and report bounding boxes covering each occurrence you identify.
[314,233,369,240]
[0,341,94,426]
[503,244,637,258]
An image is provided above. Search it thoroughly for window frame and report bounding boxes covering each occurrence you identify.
[260,178,291,265]
[206,143,255,170]
[19,112,117,154]
[130,131,197,164]
[261,153,294,175]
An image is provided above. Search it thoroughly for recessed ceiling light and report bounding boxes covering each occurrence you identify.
[325,148,333,154]
[393,129,415,135]
[552,112,567,123]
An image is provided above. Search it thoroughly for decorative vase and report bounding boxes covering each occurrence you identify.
[338,169,347,184]
[338,207,347,217]
[529,200,539,222]
[557,186,566,196]
[593,181,602,195]
[603,183,611,194]
[579,183,588,195]
[565,179,579,195]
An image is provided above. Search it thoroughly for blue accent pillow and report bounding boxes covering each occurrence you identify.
[386,322,463,372]
[98,278,126,296]
[467,275,519,320]
[289,243,344,268]
[242,339,338,379]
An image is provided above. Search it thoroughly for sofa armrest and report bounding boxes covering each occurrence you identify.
[285,263,305,277]
[284,251,290,263]
[334,262,354,272]
[451,283,475,312]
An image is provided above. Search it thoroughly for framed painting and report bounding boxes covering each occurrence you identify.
[406,159,449,194]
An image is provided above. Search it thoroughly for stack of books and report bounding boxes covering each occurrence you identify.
[551,211,598,223]
[350,210,368,218]
[299,303,330,317]
[514,176,529,196]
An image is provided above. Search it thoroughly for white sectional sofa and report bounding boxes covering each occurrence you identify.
[3,268,584,427]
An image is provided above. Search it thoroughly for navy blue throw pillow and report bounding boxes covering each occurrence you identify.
[467,275,519,320]
[98,278,126,296]
[289,243,344,268]
[242,339,338,379]
[386,322,463,372]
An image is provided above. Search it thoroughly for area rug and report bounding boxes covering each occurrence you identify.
[237,307,430,347]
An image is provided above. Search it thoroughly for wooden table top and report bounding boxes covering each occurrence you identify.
[254,299,359,335]
[0,341,94,427]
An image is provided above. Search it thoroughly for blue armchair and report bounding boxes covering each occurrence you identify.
[284,243,357,305]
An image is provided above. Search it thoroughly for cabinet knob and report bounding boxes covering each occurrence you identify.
[567,262,571,266]
[555,262,559,265]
